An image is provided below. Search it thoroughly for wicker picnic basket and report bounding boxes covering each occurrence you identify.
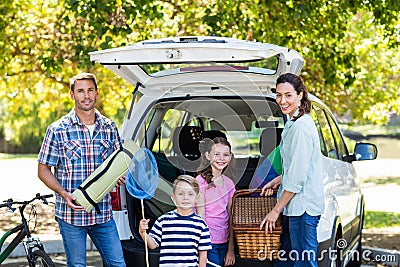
[232,189,282,261]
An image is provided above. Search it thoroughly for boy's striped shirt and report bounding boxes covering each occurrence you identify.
[149,210,211,267]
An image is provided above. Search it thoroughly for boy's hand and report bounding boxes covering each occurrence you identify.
[139,218,150,234]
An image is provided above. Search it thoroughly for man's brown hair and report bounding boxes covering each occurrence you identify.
[70,72,98,92]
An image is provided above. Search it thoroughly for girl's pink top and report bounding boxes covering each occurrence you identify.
[196,174,236,244]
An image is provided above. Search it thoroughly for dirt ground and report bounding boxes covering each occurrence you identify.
[0,204,59,239]
[363,227,400,251]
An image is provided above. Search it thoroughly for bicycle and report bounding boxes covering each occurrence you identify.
[0,193,55,267]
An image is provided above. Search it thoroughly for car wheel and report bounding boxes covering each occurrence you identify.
[347,203,365,267]
[328,230,343,267]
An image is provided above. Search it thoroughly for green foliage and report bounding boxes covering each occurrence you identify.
[0,0,399,152]
[364,210,400,229]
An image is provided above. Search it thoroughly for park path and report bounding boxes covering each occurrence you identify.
[0,158,53,200]
[1,158,399,211]
[354,159,400,214]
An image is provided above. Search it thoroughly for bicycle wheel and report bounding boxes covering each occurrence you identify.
[31,249,55,267]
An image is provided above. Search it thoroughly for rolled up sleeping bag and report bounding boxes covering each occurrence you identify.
[72,139,139,213]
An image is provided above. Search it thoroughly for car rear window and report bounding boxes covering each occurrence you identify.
[139,57,278,77]
[150,97,283,157]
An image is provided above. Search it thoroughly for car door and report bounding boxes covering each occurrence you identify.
[310,103,358,244]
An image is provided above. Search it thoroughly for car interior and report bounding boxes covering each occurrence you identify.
[125,96,285,243]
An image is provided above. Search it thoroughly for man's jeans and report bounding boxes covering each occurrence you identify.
[57,217,126,267]
[275,213,320,267]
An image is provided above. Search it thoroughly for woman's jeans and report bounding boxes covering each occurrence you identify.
[207,242,228,267]
[57,217,126,267]
[275,213,320,267]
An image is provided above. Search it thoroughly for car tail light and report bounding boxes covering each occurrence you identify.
[110,186,122,211]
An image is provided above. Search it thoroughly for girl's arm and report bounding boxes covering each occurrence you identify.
[198,250,208,267]
[139,219,158,249]
[224,197,236,266]
[196,191,205,219]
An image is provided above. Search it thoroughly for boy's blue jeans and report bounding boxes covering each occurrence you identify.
[57,217,126,267]
[275,213,320,267]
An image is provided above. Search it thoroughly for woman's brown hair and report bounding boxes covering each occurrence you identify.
[276,73,311,121]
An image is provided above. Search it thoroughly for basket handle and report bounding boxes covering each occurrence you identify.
[233,188,277,199]
[233,188,260,198]
[231,189,278,218]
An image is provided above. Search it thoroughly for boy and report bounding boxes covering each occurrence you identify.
[139,175,211,267]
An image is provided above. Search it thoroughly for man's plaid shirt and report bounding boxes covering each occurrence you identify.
[38,109,122,226]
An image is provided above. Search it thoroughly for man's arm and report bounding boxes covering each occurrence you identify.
[37,163,84,211]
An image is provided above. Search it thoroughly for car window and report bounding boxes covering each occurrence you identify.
[326,113,348,160]
[153,108,186,154]
[227,119,283,157]
[311,105,338,159]
[150,98,283,159]
[310,108,328,156]
[140,57,278,77]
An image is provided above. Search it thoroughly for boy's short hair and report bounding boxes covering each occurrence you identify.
[70,72,98,92]
[173,175,200,195]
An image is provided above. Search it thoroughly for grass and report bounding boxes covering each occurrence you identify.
[364,210,400,229]
[363,176,400,186]
[0,153,37,159]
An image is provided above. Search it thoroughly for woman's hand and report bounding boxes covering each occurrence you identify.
[259,208,280,234]
[260,185,275,197]
[260,190,295,234]
[260,175,282,196]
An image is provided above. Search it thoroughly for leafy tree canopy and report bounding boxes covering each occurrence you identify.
[0,0,399,151]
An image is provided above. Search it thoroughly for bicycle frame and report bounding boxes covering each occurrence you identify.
[0,194,52,265]
[0,223,29,263]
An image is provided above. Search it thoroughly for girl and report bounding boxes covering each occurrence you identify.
[260,73,324,267]
[196,137,236,267]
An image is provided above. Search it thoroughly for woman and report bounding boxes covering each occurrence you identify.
[260,73,324,267]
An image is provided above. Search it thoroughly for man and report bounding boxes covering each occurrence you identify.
[38,73,126,266]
